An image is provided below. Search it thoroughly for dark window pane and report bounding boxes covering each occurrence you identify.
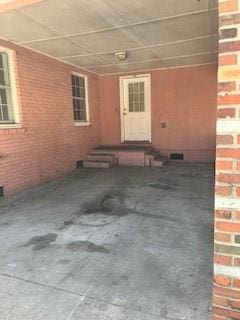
[133,82,138,91]
[0,88,7,104]
[0,70,5,86]
[2,104,9,120]
[80,87,85,98]
[76,99,81,109]
[75,76,79,87]
[0,52,8,70]
[80,108,86,121]
[0,54,3,69]
[128,83,133,92]
[80,99,85,109]
[76,87,80,98]
[79,77,85,88]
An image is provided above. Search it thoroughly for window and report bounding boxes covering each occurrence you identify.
[71,73,89,123]
[128,82,145,112]
[0,49,18,124]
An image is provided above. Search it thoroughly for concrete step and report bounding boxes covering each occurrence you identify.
[154,155,168,164]
[83,160,111,168]
[87,153,115,164]
[151,159,163,167]
[91,149,112,155]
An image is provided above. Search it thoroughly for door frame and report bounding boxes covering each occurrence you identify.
[119,73,152,143]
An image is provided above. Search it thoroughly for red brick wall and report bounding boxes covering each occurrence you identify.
[213,0,240,318]
[0,39,101,196]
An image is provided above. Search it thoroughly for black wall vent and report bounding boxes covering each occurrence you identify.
[170,153,184,160]
[76,160,83,169]
[0,186,4,198]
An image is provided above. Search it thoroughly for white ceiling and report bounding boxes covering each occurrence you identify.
[0,0,218,74]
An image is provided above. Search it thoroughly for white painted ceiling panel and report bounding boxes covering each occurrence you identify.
[26,38,91,57]
[163,52,215,67]
[69,27,143,53]
[87,64,123,75]
[119,59,165,72]
[0,10,54,42]
[108,0,216,24]
[62,54,111,68]
[152,35,218,59]
[0,0,218,74]
[133,11,216,46]
[19,0,126,35]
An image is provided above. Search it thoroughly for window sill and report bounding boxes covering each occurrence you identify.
[74,122,91,127]
[0,123,22,130]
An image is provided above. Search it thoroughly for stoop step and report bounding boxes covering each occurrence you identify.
[87,153,115,165]
[84,145,169,169]
[83,160,111,168]
[154,155,168,164]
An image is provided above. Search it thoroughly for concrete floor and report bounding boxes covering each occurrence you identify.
[0,163,214,320]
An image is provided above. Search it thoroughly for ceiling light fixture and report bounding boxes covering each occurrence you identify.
[115,51,128,62]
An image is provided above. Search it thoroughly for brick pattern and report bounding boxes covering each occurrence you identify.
[0,39,101,196]
[213,0,240,319]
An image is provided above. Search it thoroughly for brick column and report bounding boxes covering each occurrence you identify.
[213,0,240,319]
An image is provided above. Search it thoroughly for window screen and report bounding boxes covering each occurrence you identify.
[71,74,87,121]
[0,52,13,123]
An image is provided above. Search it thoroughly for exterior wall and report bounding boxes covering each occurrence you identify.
[99,64,217,162]
[212,0,240,319]
[0,39,101,196]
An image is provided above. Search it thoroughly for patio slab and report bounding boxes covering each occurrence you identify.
[0,162,214,320]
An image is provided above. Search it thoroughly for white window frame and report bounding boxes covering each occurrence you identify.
[0,46,20,129]
[71,72,90,126]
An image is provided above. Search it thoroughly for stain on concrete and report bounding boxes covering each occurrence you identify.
[84,195,113,214]
[58,220,74,230]
[0,221,10,227]
[148,182,176,190]
[65,241,110,254]
[80,192,198,228]
[82,194,127,218]
[57,259,71,265]
[148,176,180,190]
[25,233,57,250]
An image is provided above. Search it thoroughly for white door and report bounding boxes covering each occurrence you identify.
[120,75,151,142]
